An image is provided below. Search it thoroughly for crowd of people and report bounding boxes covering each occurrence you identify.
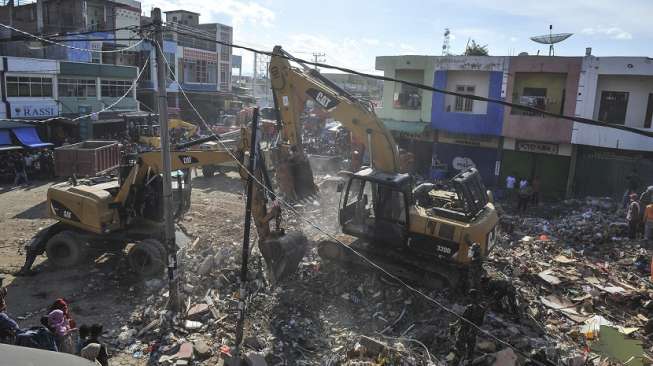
[0,149,55,186]
[0,282,109,365]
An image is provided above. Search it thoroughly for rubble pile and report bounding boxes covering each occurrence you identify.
[101,193,653,365]
[492,197,653,365]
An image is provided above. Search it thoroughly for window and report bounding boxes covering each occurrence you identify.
[6,76,53,97]
[644,93,653,129]
[454,85,475,112]
[393,84,421,110]
[598,91,629,125]
[172,16,177,22]
[101,80,132,97]
[58,78,97,97]
[514,87,547,116]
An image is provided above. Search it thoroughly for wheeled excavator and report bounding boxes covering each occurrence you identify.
[267,46,499,285]
[17,126,307,283]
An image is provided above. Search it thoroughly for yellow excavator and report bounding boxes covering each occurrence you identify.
[18,126,307,282]
[268,46,499,285]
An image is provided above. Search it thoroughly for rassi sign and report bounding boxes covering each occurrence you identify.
[11,101,59,119]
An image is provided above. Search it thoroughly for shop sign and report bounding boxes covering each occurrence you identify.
[11,101,59,119]
[516,140,559,155]
[438,131,499,148]
[452,156,476,171]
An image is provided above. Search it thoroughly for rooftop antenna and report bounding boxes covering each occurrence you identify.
[442,28,451,56]
[530,25,573,56]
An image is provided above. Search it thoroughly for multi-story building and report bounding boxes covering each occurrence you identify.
[572,55,653,197]
[0,0,141,65]
[500,56,582,199]
[430,56,509,185]
[1,56,140,142]
[375,56,435,175]
[376,53,653,200]
[158,10,233,123]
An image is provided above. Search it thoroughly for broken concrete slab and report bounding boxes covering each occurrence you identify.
[187,303,210,320]
[193,340,212,360]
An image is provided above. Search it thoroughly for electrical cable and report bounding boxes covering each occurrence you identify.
[153,39,551,366]
[163,26,653,139]
[0,55,150,125]
[0,22,146,53]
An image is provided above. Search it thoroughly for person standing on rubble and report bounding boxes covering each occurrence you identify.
[517,179,532,214]
[643,200,653,242]
[505,174,516,205]
[450,289,486,364]
[627,193,642,239]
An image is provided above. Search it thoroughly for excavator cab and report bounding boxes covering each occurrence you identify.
[339,168,411,247]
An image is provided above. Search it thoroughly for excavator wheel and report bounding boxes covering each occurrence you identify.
[127,239,166,277]
[45,230,88,268]
[259,230,308,284]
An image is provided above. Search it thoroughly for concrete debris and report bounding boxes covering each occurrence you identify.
[96,193,653,365]
[193,340,212,360]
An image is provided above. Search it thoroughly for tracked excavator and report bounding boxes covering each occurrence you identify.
[267,46,499,286]
[17,125,307,283]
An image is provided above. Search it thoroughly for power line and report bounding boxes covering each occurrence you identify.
[152,39,549,366]
[163,26,653,139]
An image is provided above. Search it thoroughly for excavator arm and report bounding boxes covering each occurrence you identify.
[269,46,401,175]
[113,127,307,283]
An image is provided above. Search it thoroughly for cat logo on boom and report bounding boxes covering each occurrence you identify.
[178,155,198,165]
[306,88,339,110]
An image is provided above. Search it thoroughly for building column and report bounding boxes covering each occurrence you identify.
[565,144,578,198]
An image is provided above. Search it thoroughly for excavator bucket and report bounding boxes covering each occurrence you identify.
[272,147,318,202]
[258,230,308,284]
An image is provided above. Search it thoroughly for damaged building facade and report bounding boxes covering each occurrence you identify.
[0,1,235,126]
[377,53,653,199]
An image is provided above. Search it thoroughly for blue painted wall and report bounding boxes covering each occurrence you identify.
[431,70,504,136]
[433,142,499,186]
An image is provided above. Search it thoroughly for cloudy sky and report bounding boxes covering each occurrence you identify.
[139,0,653,74]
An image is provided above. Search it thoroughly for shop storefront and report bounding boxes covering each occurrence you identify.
[500,138,571,201]
[574,145,653,199]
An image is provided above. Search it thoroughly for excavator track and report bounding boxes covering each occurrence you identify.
[317,239,468,290]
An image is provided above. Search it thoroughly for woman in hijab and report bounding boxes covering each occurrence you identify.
[47,309,77,353]
[48,298,76,329]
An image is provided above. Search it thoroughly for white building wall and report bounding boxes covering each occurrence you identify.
[443,71,490,115]
[592,75,653,128]
[114,7,140,46]
[573,56,653,152]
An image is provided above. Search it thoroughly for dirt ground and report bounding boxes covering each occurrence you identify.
[0,171,248,365]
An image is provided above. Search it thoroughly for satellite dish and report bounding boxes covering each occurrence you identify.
[530,25,573,56]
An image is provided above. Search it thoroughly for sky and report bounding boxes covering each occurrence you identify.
[138,0,653,75]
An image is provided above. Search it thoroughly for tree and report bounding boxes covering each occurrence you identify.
[464,40,489,56]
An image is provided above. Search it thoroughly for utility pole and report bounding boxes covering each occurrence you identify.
[152,7,180,313]
[312,52,326,71]
[232,108,260,364]
[252,53,257,103]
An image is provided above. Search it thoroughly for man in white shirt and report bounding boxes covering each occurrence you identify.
[506,175,516,205]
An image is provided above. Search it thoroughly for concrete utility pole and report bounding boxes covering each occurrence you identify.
[152,7,180,312]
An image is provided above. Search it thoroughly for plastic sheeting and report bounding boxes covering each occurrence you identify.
[11,127,52,148]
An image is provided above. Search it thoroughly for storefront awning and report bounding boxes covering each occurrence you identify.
[11,127,53,148]
[381,119,429,135]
